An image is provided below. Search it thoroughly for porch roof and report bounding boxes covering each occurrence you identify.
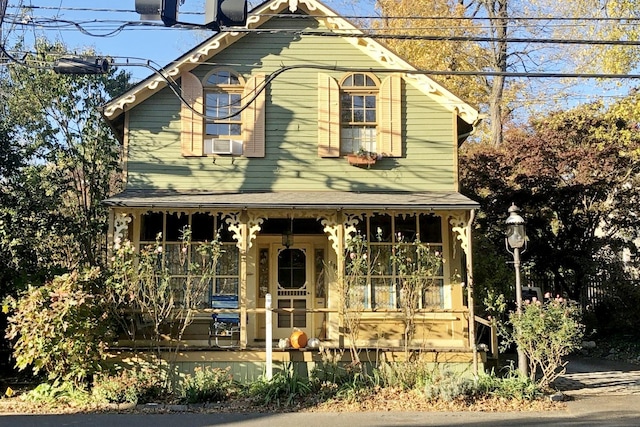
[104,190,479,211]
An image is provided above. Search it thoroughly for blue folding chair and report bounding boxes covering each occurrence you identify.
[208,294,240,348]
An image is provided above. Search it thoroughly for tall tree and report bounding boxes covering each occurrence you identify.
[0,39,131,295]
[373,0,640,145]
[373,0,532,145]
[473,0,507,146]
[373,0,487,104]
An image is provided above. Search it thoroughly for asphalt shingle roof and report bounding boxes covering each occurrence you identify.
[104,190,479,210]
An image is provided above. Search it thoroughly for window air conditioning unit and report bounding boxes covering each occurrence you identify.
[205,138,236,155]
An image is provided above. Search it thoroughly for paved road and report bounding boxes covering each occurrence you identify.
[0,356,638,427]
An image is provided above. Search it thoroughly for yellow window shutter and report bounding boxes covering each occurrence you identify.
[242,75,266,158]
[379,74,403,157]
[180,71,204,157]
[317,73,340,157]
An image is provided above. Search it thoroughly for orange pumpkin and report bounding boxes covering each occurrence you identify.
[289,330,308,349]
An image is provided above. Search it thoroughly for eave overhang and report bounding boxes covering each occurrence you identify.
[104,190,479,211]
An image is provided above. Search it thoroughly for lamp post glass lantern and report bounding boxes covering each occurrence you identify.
[506,209,526,249]
[505,203,528,377]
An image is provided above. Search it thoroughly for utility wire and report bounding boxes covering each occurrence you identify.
[4,13,640,46]
[7,4,203,15]
[8,5,640,21]
[228,28,640,47]
[2,52,637,115]
[104,62,640,121]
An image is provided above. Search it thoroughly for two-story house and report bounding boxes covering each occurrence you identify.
[103,0,483,376]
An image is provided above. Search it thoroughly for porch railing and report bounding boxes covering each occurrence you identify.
[474,316,498,360]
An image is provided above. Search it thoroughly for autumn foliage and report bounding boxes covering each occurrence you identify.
[461,98,640,302]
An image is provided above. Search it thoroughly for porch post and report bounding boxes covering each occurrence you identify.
[451,210,478,376]
[336,212,345,349]
[465,210,478,376]
[239,215,249,350]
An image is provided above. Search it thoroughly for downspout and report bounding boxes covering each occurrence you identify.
[465,209,478,376]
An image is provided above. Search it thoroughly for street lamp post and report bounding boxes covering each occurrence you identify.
[505,203,528,377]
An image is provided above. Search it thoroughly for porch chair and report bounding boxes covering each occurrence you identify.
[208,294,240,348]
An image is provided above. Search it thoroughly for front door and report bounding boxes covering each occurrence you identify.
[272,243,313,338]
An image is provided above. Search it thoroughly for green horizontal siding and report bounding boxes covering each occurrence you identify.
[125,16,458,193]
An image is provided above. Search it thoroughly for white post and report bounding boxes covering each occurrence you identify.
[265,293,273,380]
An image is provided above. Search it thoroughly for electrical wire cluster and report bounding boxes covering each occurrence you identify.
[1,1,639,110]
[4,2,640,39]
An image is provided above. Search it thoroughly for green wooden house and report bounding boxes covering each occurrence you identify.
[102,0,486,376]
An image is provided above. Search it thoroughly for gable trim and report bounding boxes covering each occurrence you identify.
[102,0,478,126]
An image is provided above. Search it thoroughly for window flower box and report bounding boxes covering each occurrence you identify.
[346,152,380,167]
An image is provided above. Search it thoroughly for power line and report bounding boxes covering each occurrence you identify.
[229,28,640,47]
[109,63,640,120]
[8,5,640,21]
[7,4,203,15]
[5,14,640,47]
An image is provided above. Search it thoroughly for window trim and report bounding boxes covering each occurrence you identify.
[348,213,445,310]
[339,72,380,155]
[138,211,241,306]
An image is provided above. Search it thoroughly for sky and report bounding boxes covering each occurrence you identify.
[2,0,635,115]
[3,0,226,81]
[2,0,364,81]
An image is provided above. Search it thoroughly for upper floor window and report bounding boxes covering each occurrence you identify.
[318,72,401,158]
[204,69,245,139]
[180,70,265,158]
[340,73,379,154]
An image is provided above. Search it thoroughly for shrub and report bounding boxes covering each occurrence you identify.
[477,371,543,400]
[92,366,167,404]
[248,366,316,407]
[422,370,476,402]
[180,366,235,403]
[311,348,369,388]
[22,382,90,405]
[376,360,433,390]
[422,369,543,402]
[509,296,584,389]
[4,267,109,385]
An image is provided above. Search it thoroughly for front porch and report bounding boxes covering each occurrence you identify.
[106,190,484,372]
[109,304,496,381]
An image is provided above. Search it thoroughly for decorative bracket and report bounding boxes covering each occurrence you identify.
[114,213,132,243]
[449,212,470,259]
[224,211,264,251]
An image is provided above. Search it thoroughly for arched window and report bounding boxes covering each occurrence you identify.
[203,68,245,139]
[340,72,380,154]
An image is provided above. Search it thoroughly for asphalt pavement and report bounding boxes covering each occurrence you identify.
[0,355,639,427]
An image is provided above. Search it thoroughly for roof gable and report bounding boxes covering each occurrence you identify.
[103,0,478,125]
